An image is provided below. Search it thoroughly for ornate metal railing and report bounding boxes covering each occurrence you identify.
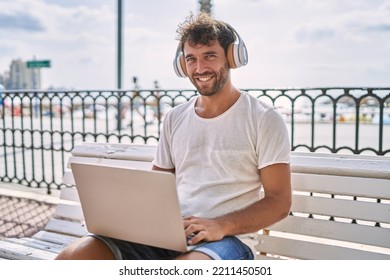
[1,87,389,193]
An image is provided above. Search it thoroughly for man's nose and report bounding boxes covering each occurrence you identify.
[195,59,207,74]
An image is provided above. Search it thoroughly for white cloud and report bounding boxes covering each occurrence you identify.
[0,0,389,90]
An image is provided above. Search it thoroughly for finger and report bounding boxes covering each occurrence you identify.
[184,223,202,236]
[188,230,211,245]
[183,216,203,229]
[183,215,198,221]
[183,219,197,229]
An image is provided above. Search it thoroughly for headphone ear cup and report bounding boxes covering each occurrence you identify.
[179,54,188,77]
[173,48,188,78]
[228,41,248,69]
[225,23,248,69]
[227,43,238,69]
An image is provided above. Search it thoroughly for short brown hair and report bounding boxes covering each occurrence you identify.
[176,12,235,55]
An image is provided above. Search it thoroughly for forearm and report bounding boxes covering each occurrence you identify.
[216,194,291,236]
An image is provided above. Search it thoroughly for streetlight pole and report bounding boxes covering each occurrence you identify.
[116,0,123,131]
[199,0,212,15]
[117,0,122,89]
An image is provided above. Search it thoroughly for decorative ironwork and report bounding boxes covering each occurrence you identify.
[0,87,389,193]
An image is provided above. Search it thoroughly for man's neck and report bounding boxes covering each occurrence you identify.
[194,84,241,119]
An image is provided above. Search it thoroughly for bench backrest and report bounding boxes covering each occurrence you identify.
[257,173,390,259]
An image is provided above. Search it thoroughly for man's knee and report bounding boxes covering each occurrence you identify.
[55,236,115,260]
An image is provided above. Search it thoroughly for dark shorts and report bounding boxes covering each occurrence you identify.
[91,234,254,260]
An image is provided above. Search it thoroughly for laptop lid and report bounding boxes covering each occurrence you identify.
[70,162,189,252]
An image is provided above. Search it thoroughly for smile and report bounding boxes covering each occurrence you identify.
[196,76,212,82]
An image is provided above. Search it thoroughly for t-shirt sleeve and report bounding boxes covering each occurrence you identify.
[256,108,291,169]
[152,111,175,169]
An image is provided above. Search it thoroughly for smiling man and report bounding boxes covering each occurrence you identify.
[152,13,292,260]
[55,12,291,261]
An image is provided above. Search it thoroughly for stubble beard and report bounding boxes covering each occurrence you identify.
[191,64,230,97]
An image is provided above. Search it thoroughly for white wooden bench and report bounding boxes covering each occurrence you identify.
[0,142,389,260]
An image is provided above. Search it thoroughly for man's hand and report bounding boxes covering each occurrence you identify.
[183,216,226,245]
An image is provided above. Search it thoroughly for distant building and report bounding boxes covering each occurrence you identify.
[8,59,41,90]
[0,71,8,89]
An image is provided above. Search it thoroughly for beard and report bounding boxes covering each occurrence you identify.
[190,63,230,97]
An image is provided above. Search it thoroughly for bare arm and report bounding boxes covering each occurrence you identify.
[184,163,292,245]
[152,164,175,173]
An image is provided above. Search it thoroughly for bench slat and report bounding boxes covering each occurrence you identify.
[256,235,390,260]
[32,230,78,246]
[54,203,84,221]
[5,237,64,254]
[291,194,390,224]
[0,240,57,260]
[44,218,88,237]
[59,187,81,202]
[292,173,390,199]
[71,143,156,161]
[268,215,390,248]
[291,152,390,179]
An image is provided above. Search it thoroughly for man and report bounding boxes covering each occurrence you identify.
[56,12,291,260]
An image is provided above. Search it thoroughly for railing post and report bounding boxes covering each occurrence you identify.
[117,92,122,133]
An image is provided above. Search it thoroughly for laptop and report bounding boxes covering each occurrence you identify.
[70,161,192,252]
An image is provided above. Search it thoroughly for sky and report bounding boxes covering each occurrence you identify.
[0,0,389,90]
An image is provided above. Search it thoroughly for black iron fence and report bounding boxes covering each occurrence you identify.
[1,87,389,193]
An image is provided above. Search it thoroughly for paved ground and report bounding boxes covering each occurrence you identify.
[0,182,60,239]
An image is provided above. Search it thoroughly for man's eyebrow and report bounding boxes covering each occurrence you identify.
[204,50,218,55]
[185,51,218,59]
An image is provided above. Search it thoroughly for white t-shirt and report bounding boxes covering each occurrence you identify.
[152,91,290,251]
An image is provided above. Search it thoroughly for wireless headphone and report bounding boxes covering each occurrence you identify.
[173,23,248,78]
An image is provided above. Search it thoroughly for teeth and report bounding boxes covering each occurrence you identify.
[198,76,211,82]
